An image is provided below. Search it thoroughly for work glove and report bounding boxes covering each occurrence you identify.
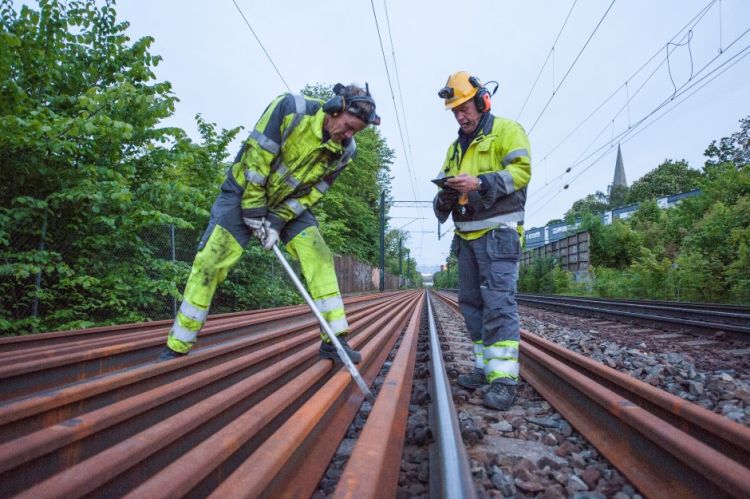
[243,217,265,234]
[260,219,280,250]
[436,187,460,211]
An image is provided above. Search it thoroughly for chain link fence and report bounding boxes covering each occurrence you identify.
[3,220,403,334]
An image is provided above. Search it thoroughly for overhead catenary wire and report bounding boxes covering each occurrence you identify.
[368,0,420,205]
[531,30,750,215]
[382,0,415,173]
[529,0,723,201]
[231,0,291,92]
[526,0,617,135]
[516,0,579,122]
[537,0,716,169]
[381,0,425,261]
[526,37,750,221]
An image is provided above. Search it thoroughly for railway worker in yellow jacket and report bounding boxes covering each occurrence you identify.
[158,83,380,363]
[433,71,531,410]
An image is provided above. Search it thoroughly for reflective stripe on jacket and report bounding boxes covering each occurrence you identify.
[229,93,356,231]
[433,114,531,237]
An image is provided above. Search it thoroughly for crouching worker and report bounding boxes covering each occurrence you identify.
[158,83,380,364]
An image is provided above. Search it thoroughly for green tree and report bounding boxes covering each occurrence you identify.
[579,213,643,269]
[0,0,213,332]
[564,191,609,220]
[704,116,750,168]
[625,159,703,204]
[608,184,629,209]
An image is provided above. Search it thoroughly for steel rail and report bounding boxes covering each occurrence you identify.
[424,291,477,499]
[0,292,402,354]
[433,291,750,498]
[0,291,422,497]
[333,291,425,498]
[333,293,425,499]
[518,293,750,326]
[205,291,424,498]
[517,295,750,337]
[519,293,750,314]
[0,294,397,403]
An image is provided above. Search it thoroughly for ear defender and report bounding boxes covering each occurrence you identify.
[468,76,491,113]
[322,82,381,125]
[323,83,347,116]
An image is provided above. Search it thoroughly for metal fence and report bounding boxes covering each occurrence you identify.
[522,231,591,272]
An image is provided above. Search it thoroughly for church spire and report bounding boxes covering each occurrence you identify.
[613,143,627,188]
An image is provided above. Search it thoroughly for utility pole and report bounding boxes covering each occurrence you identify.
[379,190,385,292]
[398,234,403,275]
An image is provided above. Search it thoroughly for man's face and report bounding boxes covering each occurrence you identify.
[326,112,367,143]
[452,99,481,135]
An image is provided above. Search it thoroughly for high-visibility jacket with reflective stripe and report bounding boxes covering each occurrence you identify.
[433,114,531,238]
[230,93,356,231]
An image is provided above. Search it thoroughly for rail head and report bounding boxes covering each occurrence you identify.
[426,291,477,499]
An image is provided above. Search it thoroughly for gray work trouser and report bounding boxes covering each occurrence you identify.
[456,227,521,384]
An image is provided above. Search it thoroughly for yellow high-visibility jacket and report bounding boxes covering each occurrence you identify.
[229,93,355,232]
[434,113,531,240]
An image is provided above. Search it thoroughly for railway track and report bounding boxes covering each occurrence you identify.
[0,289,482,498]
[517,293,750,338]
[433,290,750,498]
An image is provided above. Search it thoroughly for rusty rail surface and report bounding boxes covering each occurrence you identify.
[0,290,424,498]
[432,291,750,499]
[333,292,425,498]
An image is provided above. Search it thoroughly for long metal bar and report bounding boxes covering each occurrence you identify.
[0,292,417,497]
[333,291,425,498]
[425,291,476,499]
[272,245,372,400]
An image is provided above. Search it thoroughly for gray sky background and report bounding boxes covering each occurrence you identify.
[112,0,750,270]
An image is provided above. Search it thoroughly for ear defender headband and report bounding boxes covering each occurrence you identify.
[323,82,381,125]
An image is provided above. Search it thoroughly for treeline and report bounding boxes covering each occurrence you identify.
[0,1,416,335]
[519,117,750,304]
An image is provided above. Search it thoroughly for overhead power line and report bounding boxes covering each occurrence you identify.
[529,0,720,201]
[382,0,415,172]
[527,0,617,135]
[526,34,750,220]
[231,0,291,92]
[369,0,420,204]
[516,0,579,122]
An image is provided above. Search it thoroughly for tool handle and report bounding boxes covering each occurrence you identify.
[272,245,373,400]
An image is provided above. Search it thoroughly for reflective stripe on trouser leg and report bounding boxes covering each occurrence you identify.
[484,340,520,383]
[285,226,346,342]
[167,225,245,353]
[473,340,484,370]
[475,229,521,383]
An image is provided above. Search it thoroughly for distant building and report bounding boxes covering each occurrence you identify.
[524,188,702,249]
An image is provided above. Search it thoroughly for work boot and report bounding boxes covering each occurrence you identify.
[157,346,187,362]
[483,381,517,411]
[457,368,488,389]
[319,335,361,364]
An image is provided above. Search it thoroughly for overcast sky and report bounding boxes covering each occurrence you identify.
[111,0,750,270]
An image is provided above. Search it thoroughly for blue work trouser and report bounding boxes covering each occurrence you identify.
[456,228,521,384]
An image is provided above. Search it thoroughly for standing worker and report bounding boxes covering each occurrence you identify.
[433,71,531,410]
[159,83,380,363]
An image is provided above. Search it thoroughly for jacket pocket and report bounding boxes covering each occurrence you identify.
[486,228,520,261]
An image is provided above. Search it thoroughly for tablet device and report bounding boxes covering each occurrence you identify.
[431,176,455,188]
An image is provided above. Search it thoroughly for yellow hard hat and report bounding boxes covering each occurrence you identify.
[438,71,478,110]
